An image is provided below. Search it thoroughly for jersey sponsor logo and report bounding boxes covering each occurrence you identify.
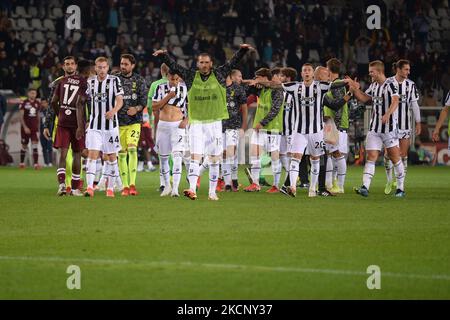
[372,96,383,105]
[94,92,108,102]
[227,101,236,108]
[123,94,137,100]
[194,95,213,101]
[300,96,315,105]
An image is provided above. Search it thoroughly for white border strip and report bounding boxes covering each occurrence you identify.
[0,255,449,281]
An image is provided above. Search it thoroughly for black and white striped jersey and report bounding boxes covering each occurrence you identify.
[86,75,124,131]
[365,78,399,133]
[445,91,450,106]
[152,82,188,114]
[282,80,330,134]
[282,91,299,136]
[389,76,419,130]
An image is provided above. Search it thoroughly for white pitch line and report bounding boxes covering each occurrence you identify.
[0,255,449,281]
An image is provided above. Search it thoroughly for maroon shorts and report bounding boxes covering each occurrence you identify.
[139,126,154,150]
[53,126,86,152]
[21,127,38,145]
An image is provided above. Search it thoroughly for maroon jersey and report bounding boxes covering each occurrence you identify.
[19,99,41,131]
[55,75,87,128]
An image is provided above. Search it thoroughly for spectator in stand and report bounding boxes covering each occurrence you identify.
[13,58,30,96]
[354,35,371,79]
[106,3,119,47]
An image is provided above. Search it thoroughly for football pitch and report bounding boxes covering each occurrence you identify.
[0,165,449,299]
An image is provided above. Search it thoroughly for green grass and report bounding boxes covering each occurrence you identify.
[0,165,449,299]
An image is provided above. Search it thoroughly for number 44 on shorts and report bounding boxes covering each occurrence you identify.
[109,136,119,144]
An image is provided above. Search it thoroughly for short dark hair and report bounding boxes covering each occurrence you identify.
[271,67,282,76]
[302,63,314,69]
[393,59,410,71]
[197,52,212,61]
[281,67,297,81]
[326,58,341,74]
[120,53,136,65]
[255,68,272,80]
[63,56,77,63]
[167,68,177,76]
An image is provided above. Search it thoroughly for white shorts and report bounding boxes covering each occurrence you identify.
[289,131,324,157]
[222,129,239,149]
[397,129,412,140]
[250,130,280,153]
[155,120,186,155]
[86,128,121,154]
[189,121,223,156]
[326,131,349,154]
[366,130,399,151]
[279,135,289,155]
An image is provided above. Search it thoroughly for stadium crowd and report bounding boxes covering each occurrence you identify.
[0,0,449,102]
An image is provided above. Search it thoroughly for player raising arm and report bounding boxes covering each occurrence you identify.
[347,60,406,197]
[153,44,253,200]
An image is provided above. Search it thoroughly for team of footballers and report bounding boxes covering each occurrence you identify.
[20,43,449,200]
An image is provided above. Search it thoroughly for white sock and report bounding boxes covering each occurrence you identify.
[159,165,165,187]
[98,160,108,186]
[384,157,393,183]
[223,157,233,186]
[188,159,200,191]
[209,162,220,195]
[250,156,261,185]
[107,160,117,190]
[172,152,183,192]
[280,154,289,172]
[199,158,209,176]
[363,160,376,190]
[310,158,320,191]
[333,157,338,182]
[95,158,102,182]
[325,155,333,188]
[393,160,405,191]
[231,155,238,180]
[147,161,154,168]
[289,158,300,188]
[115,161,122,189]
[183,154,190,173]
[160,154,170,187]
[271,158,281,188]
[402,157,408,178]
[336,155,347,189]
[86,158,97,188]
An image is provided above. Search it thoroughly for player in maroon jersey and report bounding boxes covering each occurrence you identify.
[50,60,89,196]
[19,88,41,169]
